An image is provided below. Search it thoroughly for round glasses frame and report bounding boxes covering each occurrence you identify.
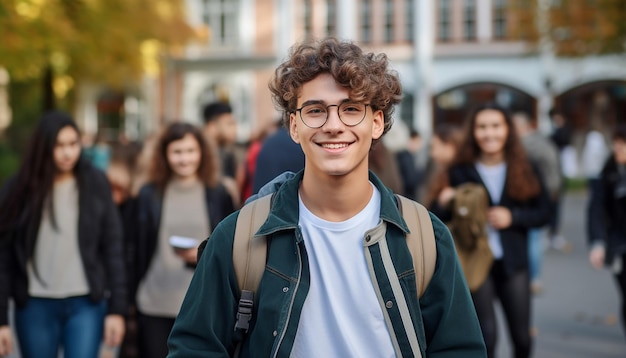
[294,103,370,128]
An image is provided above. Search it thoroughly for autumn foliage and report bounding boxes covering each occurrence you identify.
[510,0,626,56]
[0,0,194,87]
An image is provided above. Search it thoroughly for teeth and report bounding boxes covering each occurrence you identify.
[322,143,348,149]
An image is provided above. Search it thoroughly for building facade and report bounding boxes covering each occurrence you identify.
[158,0,625,142]
[129,0,625,160]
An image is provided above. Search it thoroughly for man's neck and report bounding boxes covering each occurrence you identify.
[299,169,373,222]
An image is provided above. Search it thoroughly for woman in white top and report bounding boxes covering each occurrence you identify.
[432,103,551,358]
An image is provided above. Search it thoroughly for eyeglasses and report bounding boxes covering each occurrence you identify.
[294,102,369,128]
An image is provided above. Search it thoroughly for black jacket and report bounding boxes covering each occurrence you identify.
[0,164,127,326]
[431,163,551,275]
[587,156,626,266]
[128,182,235,301]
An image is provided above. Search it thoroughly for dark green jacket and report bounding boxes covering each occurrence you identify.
[168,171,486,357]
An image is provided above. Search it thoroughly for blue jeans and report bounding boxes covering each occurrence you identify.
[15,296,106,358]
[528,228,543,282]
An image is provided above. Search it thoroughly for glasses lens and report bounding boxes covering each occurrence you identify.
[300,104,327,128]
[338,102,367,126]
[299,102,367,128]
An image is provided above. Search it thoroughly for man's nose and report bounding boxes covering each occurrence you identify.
[323,106,343,130]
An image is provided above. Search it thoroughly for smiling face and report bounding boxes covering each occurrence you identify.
[473,109,509,161]
[53,126,81,175]
[289,73,384,179]
[166,133,202,181]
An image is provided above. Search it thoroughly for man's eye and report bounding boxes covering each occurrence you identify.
[305,106,326,115]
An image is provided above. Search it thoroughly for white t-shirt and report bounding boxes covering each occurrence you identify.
[291,184,395,358]
[475,161,507,259]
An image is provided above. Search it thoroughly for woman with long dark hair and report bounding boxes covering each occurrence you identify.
[432,103,550,358]
[0,111,127,357]
[129,122,235,357]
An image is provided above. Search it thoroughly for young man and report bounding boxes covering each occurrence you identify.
[202,101,239,178]
[202,101,242,207]
[168,38,486,357]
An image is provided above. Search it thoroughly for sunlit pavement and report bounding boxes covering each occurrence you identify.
[497,189,626,358]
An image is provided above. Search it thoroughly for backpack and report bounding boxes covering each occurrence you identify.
[446,182,493,291]
[230,193,437,337]
[447,183,489,251]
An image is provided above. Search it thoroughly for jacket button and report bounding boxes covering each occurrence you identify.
[386,301,393,309]
[365,235,371,242]
[282,287,289,293]
[273,330,278,337]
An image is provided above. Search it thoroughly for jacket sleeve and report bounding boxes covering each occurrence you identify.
[587,161,610,247]
[213,183,236,229]
[167,212,241,357]
[0,178,17,326]
[0,240,9,326]
[420,214,487,357]
[96,173,128,317]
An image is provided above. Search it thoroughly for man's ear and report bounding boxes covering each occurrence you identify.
[372,109,384,140]
[289,113,301,144]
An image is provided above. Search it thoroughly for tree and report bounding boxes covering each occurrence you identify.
[549,0,626,56]
[0,0,194,110]
[0,0,196,183]
[510,0,626,56]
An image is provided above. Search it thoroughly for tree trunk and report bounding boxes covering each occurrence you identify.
[43,65,55,111]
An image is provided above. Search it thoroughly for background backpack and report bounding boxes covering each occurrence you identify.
[447,183,489,251]
[447,182,493,291]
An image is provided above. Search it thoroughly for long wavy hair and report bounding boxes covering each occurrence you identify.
[455,103,541,201]
[147,122,218,192]
[0,111,84,248]
[268,37,402,142]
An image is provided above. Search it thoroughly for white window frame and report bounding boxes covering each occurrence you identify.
[201,0,240,48]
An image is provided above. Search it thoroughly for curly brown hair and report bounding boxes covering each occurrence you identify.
[268,37,402,139]
[148,122,219,192]
[456,103,541,201]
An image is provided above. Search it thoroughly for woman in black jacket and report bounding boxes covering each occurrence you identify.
[588,124,626,339]
[0,111,127,357]
[431,103,550,358]
[129,122,235,357]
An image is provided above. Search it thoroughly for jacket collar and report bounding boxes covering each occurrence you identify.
[256,170,409,236]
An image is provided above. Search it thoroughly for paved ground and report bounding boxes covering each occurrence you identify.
[496,189,626,357]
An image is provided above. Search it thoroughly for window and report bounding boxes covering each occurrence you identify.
[406,0,415,42]
[361,0,372,43]
[326,0,337,37]
[493,0,507,39]
[384,0,394,43]
[303,0,313,40]
[463,0,476,41]
[201,0,240,47]
[438,0,451,42]
[400,92,415,129]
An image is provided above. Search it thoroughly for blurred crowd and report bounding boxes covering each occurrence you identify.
[0,93,625,358]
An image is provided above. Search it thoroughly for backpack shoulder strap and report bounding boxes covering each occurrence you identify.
[396,194,437,298]
[232,193,273,332]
